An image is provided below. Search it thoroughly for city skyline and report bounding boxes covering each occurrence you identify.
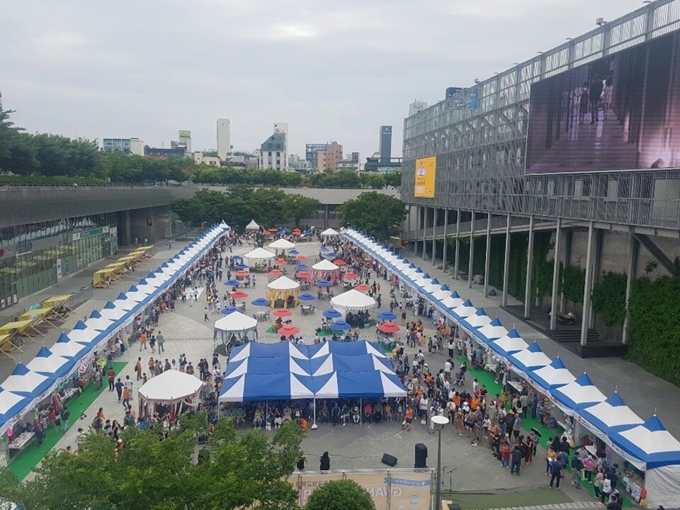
[2,0,643,160]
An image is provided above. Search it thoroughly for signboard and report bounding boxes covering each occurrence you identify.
[414,156,437,198]
[56,258,62,280]
[295,470,432,510]
[178,130,191,138]
[73,228,104,241]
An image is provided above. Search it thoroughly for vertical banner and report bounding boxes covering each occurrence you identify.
[56,259,63,280]
[414,156,437,198]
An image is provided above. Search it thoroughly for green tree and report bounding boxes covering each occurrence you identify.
[338,191,406,241]
[2,413,304,510]
[383,171,401,188]
[305,479,376,510]
[284,194,321,226]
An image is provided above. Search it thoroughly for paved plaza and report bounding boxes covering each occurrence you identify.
[1,236,673,505]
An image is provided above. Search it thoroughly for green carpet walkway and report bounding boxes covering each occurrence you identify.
[8,361,127,480]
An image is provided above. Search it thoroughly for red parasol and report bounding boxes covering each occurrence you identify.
[343,272,358,280]
[296,271,310,279]
[275,259,287,266]
[292,228,302,234]
[378,322,400,333]
[230,291,249,299]
[273,308,293,317]
[278,324,300,336]
[268,227,278,232]
[235,270,249,278]
[295,255,307,261]
[333,259,346,266]
[268,269,283,277]
[355,283,371,292]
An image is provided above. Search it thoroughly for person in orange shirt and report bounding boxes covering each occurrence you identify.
[299,417,308,432]
[470,397,479,411]
[139,331,147,351]
[403,406,414,431]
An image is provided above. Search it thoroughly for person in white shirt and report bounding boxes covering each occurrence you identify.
[444,360,452,379]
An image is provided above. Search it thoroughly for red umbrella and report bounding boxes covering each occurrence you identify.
[268,227,278,232]
[378,322,400,333]
[296,271,310,279]
[292,228,302,234]
[333,259,346,266]
[275,259,287,266]
[355,283,371,292]
[278,324,300,336]
[273,308,292,317]
[344,272,358,280]
[268,269,283,277]
[295,255,307,261]
[235,270,249,278]
[231,291,248,299]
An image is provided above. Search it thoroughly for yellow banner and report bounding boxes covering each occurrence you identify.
[414,156,436,198]
[295,470,432,510]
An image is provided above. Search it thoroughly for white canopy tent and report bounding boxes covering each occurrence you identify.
[213,311,259,350]
[266,276,301,308]
[321,228,340,237]
[244,247,276,261]
[139,370,203,403]
[269,239,296,250]
[245,219,260,231]
[331,289,376,314]
[311,259,339,271]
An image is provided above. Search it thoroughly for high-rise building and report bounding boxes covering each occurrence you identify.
[129,138,144,156]
[379,126,392,163]
[316,142,343,172]
[409,101,428,116]
[258,124,288,171]
[178,130,192,153]
[305,143,326,169]
[102,138,143,155]
[216,119,231,161]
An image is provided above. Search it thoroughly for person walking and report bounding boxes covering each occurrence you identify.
[60,406,70,432]
[139,331,147,351]
[114,378,124,402]
[135,357,143,381]
[510,445,522,475]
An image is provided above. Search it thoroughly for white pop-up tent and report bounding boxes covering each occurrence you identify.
[213,311,259,350]
[244,247,276,261]
[321,228,340,237]
[266,276,301,308]
[269,239,296,250]
[139,370,203,403]
[245,219,260,231]
[331,289,376,314]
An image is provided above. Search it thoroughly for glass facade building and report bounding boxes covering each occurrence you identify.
[0,214,118,309]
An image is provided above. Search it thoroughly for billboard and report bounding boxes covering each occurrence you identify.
[178,130,191,138]
[414,156,436,198]
[294,470,432,510]
[525,31,680,174]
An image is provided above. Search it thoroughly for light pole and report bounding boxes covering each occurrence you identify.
[431,415,450,510]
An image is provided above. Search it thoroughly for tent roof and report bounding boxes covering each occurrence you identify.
[321,228,340,236]
[550,372,607,414]
[0,388,30,423]
[267,276,300,290]
[611,415,680,470]
[245,219,260,230]
[331,289,376,310]
[312,259,339,271]
[269,239,296,250]
[577,392,644,438]
[138,370,203,403]
[529,357,576,390]
[244,247,276,260]
[214,311,258,333]
[26,347,72,378]
[0,363,54,399]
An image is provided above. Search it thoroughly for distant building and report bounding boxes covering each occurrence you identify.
[216,119,231,161]
[408,101,428,116]
[258,124,288,171]
[289,154,311,172]
[102,138,144,155]
[178,130,192,153]
[193,152,221,167]
[317,142,343,172]
[379,126,392,163]
[305,143,326,170]
[338,151,360,171]
[364,156,402,173]
[144,146,187,158]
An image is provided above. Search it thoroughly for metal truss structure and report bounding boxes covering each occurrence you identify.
[402,0,680,232]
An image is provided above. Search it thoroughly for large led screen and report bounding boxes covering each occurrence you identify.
[525,31,680,174]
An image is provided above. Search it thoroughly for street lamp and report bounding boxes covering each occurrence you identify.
[431,415,450,510]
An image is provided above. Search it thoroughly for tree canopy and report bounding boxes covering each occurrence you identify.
[305,479,376,510]
[1,413,304,510]
[170,187,321,229]
[338,191,406,241]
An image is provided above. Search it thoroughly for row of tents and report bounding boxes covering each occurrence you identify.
[219,340,406,402]
[343,228,680,509]
[0,224,231,436]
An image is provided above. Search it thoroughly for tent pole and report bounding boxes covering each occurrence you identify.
[360,398,363,426]
[311,398,318,430]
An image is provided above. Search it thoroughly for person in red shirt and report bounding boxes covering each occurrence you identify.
[107,368,116,391]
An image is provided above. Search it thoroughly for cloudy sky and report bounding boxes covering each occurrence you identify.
[2,0,645,160]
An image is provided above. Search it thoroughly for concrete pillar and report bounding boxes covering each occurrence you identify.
[589,229,605,329]
[483,212,492,297]
[549,218,562,331]
[468,212,475,288]
[580,222,596,346]
[442,209,449,272]
[524,216,535,319]
[324,204,330,229]
[454,210,461,279]
[560,229,573,313]
[502,214,511,307]
[432,207,437,266]
[621,235,638,345]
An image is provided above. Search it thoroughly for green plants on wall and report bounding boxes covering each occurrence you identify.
[559,263,586,305]
[591,271,627,326]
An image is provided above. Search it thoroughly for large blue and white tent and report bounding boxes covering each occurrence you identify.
[26,346,73,380]
[477,317,508,343]
[461,308,491,331]
[220,372,316,402]
[507,341,551,376]
[550,372,606,415]
[0,363,55,400]
[313,371,406,399]
[0,388,31,435]
[609,415,680,508]
[488,328,529,357]
[528,357,576,392]
[575,391,643,440]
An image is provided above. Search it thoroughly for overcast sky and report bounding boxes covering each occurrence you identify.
[2,0,645,160]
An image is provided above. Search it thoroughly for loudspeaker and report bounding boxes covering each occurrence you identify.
[381,453,398,467]
[414,443,428,468]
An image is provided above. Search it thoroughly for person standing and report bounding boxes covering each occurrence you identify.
[589,74,604,124]
[156,331,165,353]
[60,406,70,432]
[114,378,124,402]
[549,457,562,488]
[510,445,522,475]
[135,357,143,381]
[139,331,147,351]
[94,367,102,390]
[107,367,116,391]
[319,452,330,471]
